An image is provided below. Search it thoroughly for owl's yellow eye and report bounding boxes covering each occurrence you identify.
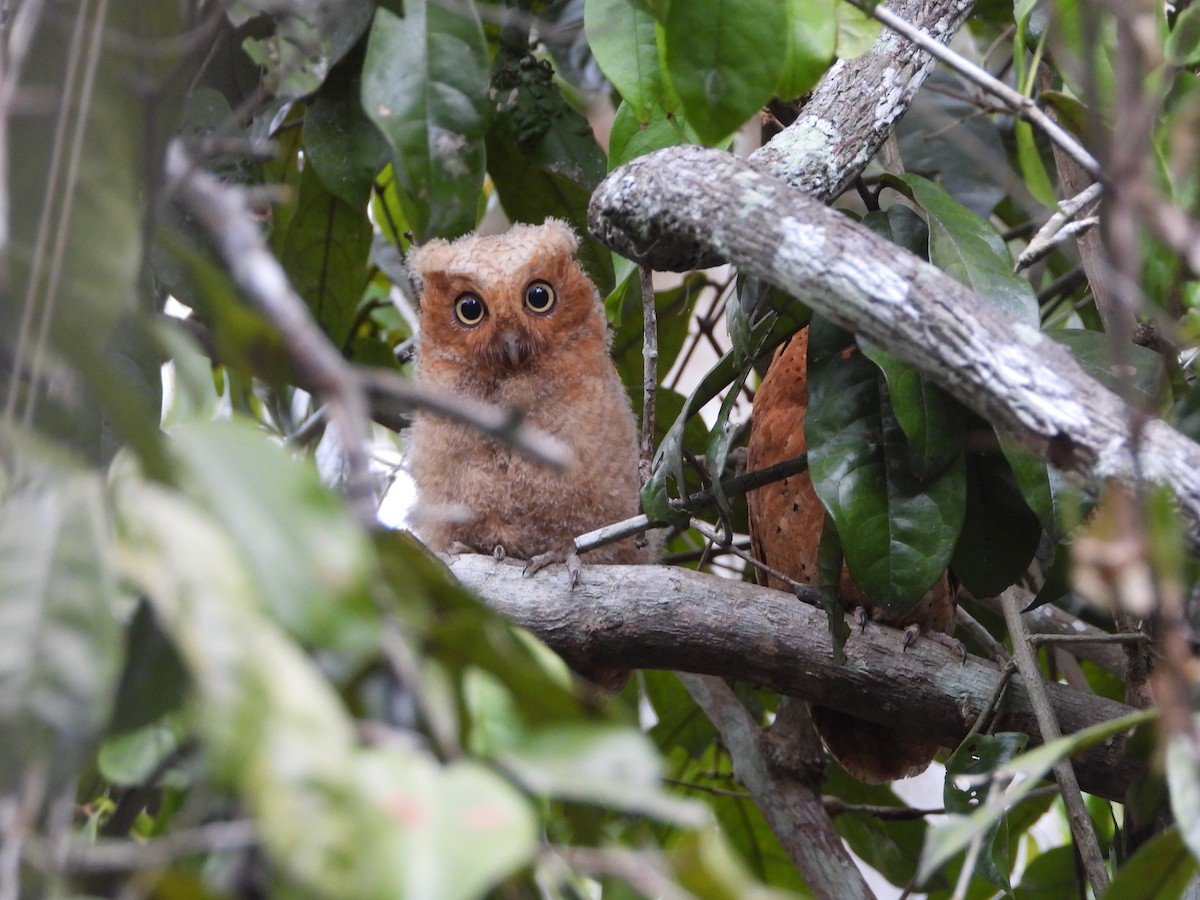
[454,293,486,326]
[524,280,556,314]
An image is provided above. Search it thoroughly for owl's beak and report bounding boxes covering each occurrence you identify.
[502,331,524,367]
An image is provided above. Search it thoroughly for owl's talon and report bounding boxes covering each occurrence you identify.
[903,623,921,651]
[854,607,870,632]
[493,544,507,561]
[446,541,473,557]
[566,551,582,590]
[901,626,966,663]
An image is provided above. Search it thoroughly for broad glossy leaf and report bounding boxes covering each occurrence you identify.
[951,439,1041,598]
[662,0,789,145]
[279,162,373,348]
[806,320,966,612]
[778,0,837,99]
[304,50,389,207]
[883,174,1038,326]
[998,435,1084,537]
[0,473,123,791]
[168,421,378,658]
[585,0,668,119]
[1167,4,1200,66]
[362,3,490,239]
[862,206,930,257]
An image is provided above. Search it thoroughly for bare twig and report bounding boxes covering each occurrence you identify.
[1016,183,1104,272]
[823,798,944,820]
[689,517,817,605]
[62,820,257,873]
[639,264,658,482]
[955,604,1010,665]
[1000,587,1109,894]
[852,1,1102,179]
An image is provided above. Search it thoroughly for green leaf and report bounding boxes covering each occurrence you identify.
[168,421,379,658]
[834,2,883,57]
[498,724,708,826]
[585,0,669,119]
[862,206,930,257]
[778,0,837,99]
[858,340,965,479]
[883,174,1039,326]
[304,49,389,208]
[1167,6,1200,66]
[108,599,189,735]
[1105,826,1197,900]
[0,472,124,791]
[918,708,1157,883]
[662,0,789,145]
[608,100,697,170]
[362,2,490,239]
[998,434,1083,536]
[485,54,613,292]
[951,438,1041,598]
[806,318,966,613]
[98,718,184,786]
[279,161,373,348]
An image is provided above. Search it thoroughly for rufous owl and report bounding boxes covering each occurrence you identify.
[407,219,650,578]
[747,326,957,782]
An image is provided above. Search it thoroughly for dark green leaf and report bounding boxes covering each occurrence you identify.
[279,162,373,347]
[304,49,389,207]
[883,174,1038,325]
[362,3,490,239]
[608,101,697,170]
[1050,329,1166,412]
[998,434,1084,537]
[1105,827,1197,900]
[951,437,1041,598]
[109,600,189,735]
[662,0,789,144]
[817,513,851,663]
[862,206,930,257]
[585,0,670,119]
[806,318,966,613]
[0,473,123,791]
[645,671,717,757]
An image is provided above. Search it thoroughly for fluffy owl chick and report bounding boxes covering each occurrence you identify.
[747,327,956,782]
[407,219,649,577]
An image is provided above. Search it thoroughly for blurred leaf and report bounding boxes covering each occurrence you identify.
[883,174,1038,326]
[169,421,379,658]
[304,47,389,207]
[499,724,708,826]
[834,2,883,57]
[585,0,670,119]
[1105,826,1197,900]
[279,162,373,347]
[1166,721,1200,869]
[109,599,189,735]
[1013,844,1080,898]
[234,0,374,99]
[806,318,966,613]
[645,671,717,757]
[0,472,124,791]
[662,0,789,144]
[362,2,490,239]
[97,718,184,787]
[777,0,837,99]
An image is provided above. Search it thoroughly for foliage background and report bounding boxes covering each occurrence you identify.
[3,0,1200,897]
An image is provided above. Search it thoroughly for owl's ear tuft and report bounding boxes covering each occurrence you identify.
[407,239,453,284]
[539,218,580,257]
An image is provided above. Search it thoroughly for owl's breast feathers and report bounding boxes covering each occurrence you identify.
[747,327,955,782]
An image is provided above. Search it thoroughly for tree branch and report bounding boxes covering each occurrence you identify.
[448,555,1143,803]
[588,146,1200,547]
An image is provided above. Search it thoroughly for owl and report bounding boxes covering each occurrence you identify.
[747,326,957,782]
[407,218,650,581]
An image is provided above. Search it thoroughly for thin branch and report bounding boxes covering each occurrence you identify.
[61,820,257,873]
[164,141,377,523]
[639,264,657,482]
[1000,587,1109,895]
[1016,183,1104,272]
[853,1,1102,180]
[823,798,945,820]
[955,605,1010,665]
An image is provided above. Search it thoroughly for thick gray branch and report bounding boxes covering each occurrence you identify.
[750,0,974,200]
[588,146,1200,545]
[449,555,1142,803]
